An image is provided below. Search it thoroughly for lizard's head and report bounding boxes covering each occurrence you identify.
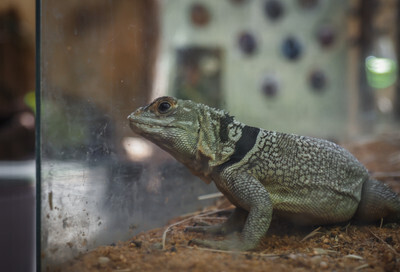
[128,96,200,159]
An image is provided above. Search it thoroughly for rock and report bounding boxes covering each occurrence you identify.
[98,256,110,265]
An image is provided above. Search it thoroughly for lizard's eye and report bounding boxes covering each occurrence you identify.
[157,101,171,114]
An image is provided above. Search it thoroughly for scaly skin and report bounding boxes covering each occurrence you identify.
[128,96,400,251]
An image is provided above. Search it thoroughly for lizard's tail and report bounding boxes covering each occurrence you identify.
[353,178,400,223]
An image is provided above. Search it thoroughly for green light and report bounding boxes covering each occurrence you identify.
[24,91,36,114]
[365,56,398,89]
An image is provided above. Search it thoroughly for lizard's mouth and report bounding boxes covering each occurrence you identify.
[128,113,187,136]
[128,113,163,128]
[129,120,161,132]
[128,119,178,134]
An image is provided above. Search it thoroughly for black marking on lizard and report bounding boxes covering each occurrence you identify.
[218,125,260,170]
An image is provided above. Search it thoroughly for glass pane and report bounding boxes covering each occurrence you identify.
[39,0,399,270]
[39,1,217,269]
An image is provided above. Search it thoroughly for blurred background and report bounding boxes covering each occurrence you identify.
[0,0,35,271]
[1,0,400,271]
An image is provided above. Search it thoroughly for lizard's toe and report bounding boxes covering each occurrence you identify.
[185,226,209,233]
[185,223,228,234]
[189,236,246,251]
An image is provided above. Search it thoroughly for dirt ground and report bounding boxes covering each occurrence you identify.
[63,135,400,272]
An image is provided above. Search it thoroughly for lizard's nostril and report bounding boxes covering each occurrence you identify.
[128,108,144,120]
[127,112,137,120]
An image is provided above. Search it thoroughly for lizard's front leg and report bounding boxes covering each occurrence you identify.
[191,174,273,251]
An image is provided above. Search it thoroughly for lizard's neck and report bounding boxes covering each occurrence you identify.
[189,106,246,183]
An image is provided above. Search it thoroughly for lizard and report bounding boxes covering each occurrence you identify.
[128,96,400,251]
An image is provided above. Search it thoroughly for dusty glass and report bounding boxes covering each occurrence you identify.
[39,1,218,269]
[38,0,399,270]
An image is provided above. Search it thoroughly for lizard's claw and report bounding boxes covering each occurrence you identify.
[189,235,246,251]
[185,224,226,234]
[189,238,232,250]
